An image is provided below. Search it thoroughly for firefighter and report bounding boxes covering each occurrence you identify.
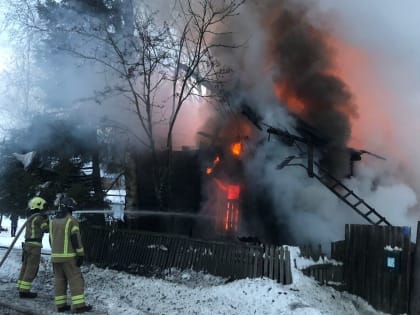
[17,196,49,298]
[50,197,92,313]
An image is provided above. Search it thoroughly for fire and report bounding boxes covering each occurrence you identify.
[274,82,305,114]
[227,184,240,200]
[231,142,242,156]
[225,200,239,231]
[214,179,240,232]
[271,27,399,162]
[206,156,221,176]
[224,185,240,231]
[200,121,249,234]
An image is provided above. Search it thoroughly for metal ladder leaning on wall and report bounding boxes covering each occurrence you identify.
[277,159,392,226]
[241,104,392,227]
[313,162,391,226]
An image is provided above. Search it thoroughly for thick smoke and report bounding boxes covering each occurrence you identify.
[4,0,419,244]
[266,3,357,177]
[204,0,419,245]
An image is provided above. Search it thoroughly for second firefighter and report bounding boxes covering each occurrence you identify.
[49,197,92,313]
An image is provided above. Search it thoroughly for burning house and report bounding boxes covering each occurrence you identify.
[13,0,412,249]
[200,129,247,235]
[119,0,394,244]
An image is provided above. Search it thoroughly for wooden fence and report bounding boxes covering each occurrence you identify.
[299,244,344,289]
[299,244,325,261]
[410,221,420,314]
[80,225,292,284]
[302,264,344,287]
[337,224,412,315]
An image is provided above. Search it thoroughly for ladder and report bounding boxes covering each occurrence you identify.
[314,163,391,226]
[278,160,391,226]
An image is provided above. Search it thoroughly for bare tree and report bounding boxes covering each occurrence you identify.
[160,0,244,205]
[9,0,245,209]
[167,0,244,152]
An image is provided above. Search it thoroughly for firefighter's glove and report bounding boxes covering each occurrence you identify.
[76,256,84,267]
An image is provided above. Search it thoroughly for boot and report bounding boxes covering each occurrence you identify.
[73,305,93,313]
[57,305,71,312]
[19,291,37,298]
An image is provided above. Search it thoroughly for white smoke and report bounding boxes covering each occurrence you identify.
[316,0,420,237]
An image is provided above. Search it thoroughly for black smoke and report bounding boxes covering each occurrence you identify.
[265,2,358,177]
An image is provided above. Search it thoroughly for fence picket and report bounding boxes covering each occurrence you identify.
[81,226,293,285]
[279,247,284,284]
[274,247,279,282]
[284,247,292,285]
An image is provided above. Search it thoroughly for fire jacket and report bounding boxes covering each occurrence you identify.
[49,214,85,263]
[24,213,49,247]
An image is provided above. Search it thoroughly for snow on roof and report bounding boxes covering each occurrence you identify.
[105,189,126,204]
[12,151,37,170]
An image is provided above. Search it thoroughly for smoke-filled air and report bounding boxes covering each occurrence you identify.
[0,0,419,246]
[199,0,419,245]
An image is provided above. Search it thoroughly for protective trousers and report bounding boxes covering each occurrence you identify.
[17,244,41,292]
[52,260,86,310]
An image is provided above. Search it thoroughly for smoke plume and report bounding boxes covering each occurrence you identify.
[204,0,419,245]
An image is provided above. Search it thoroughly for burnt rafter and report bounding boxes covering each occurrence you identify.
[241,104,391,226]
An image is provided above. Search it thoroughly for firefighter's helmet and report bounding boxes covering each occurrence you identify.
[59,197,77,211]
[28,197,47,211]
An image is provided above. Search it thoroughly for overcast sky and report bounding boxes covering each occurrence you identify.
[318,0,420,96]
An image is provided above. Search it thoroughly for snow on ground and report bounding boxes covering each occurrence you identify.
[0,217,51,252]
[0,217,387,315]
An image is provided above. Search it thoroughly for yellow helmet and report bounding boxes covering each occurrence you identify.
[28,197,47,211]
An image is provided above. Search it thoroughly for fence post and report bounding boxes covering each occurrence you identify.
[409,221,420,314]
[284,246,292,285]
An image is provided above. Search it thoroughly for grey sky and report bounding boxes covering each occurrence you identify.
[318,1,420,90]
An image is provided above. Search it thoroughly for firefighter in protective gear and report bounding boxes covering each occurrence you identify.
[50,197,93,313]
[17,196,49,298]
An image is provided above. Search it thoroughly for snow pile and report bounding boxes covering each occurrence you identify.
[0,217,386,314]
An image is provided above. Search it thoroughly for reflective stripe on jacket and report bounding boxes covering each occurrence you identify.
[50,214,85,263]
[24,214,48,247]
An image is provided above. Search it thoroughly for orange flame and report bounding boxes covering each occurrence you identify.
[227,184,240,200]
[213,179,241,232]
[206,156,221,176]
[224,204,230,230]
[274,82,305,114]
[273,34,399,162]
[224,201,239,231]
[231,142,242,156]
